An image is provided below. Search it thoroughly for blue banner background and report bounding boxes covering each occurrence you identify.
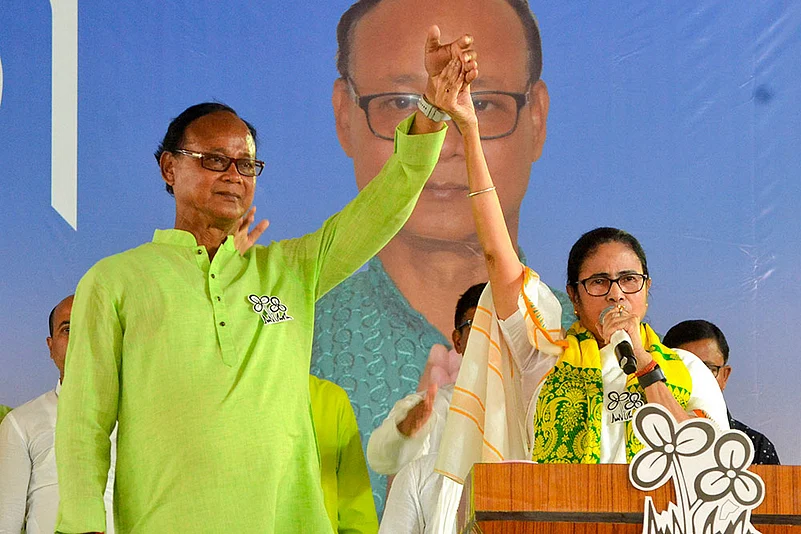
[1,0,799,504]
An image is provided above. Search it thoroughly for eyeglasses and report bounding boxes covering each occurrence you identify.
[577,273,649,297]
[174,149,265,178]
[703,363,724,377]
[347,79,530,141]
[456,319,473,331]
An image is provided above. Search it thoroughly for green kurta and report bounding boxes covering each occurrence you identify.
[0,405,11,425]
[55,115,445,533]
[309,376,378,533]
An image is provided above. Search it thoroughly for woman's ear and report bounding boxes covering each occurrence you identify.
[566,284,580,317]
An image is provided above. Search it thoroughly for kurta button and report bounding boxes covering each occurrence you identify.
[197,249,202,255]
[210,274,216,279]
[216,296,221,301]
[219,321,225,327]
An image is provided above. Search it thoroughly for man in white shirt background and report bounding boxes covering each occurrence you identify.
[367,283,485,480]
[0,295,115,534]
[371,284,485,533]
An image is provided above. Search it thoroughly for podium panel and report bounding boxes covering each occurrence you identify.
[459,464,801,534]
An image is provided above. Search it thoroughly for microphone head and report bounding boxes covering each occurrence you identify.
[598,305,618,325]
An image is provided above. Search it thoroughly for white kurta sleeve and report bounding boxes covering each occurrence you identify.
[0,414,30,531]
[367,391,431,475]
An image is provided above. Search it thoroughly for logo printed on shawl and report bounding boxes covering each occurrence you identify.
[607,390,644,423]
[248,294,294,325]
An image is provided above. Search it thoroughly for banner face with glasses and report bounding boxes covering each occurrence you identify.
[1,0,799,514]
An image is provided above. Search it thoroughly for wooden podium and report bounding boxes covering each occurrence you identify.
[458,463,801,533]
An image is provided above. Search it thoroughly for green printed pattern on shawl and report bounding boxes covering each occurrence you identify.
[532,322,692,463]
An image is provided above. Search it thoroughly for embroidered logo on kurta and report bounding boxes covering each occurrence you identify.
[248,294,294,325]
[607,390,644,424]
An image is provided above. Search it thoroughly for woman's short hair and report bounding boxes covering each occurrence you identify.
[567,227,649,286]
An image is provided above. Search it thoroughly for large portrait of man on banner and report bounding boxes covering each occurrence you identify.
[311,0,573,510]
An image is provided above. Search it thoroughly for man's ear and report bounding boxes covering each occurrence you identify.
[451,329,463,354]
[160,152,176,189]
[718,365,732,391]
[526,79,550,162]
[46,336,56,365]
[332,78,354,157]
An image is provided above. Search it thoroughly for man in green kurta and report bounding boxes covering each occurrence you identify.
[54,28,478,533]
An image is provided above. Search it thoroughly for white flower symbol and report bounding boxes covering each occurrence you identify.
[630,404,715,490]
[267,296,286,314]
[695,432,764,507]
[248,294,270,313]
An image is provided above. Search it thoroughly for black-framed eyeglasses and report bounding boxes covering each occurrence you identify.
[456,319,473,331]
[704,363,724,377]
[577,273,649,297]
[347,79,530,141]
[174,149,265,178]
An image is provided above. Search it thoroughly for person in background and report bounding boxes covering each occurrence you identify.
[372,283,482,534]
[310,374,379,533]
[367,283,485,477]
[663,319,780,465]
[0,296,115,534]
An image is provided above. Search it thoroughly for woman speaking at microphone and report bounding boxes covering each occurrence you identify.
[435,65,727,478]
[545,227,729,462]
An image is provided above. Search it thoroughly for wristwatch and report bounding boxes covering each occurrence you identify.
[637,364,667,389]
[417,94,451,122]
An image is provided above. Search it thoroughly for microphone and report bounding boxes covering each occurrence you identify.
[599,305,638,375]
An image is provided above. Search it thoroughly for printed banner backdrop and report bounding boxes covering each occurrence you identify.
[1,0,799,514]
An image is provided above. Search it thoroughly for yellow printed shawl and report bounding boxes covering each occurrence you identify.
[531,322,692,463]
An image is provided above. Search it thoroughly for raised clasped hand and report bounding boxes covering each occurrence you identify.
[423,25,479,128]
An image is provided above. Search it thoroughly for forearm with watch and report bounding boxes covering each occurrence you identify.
[411,88,449,135]
[634,350,693,422]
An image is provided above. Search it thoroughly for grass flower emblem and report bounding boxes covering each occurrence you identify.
[695,432,764,507]
[248,294,270,313]
[630,405,715,491]
[248,294,292,323]
[606,391,643,412]
[267,296,287,314]
[630,405,765,534]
